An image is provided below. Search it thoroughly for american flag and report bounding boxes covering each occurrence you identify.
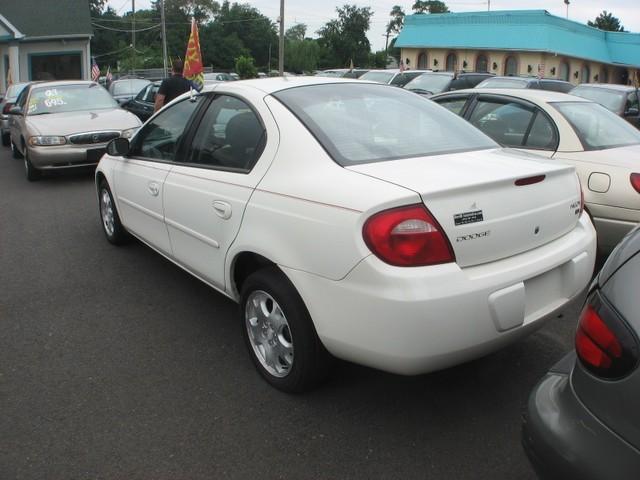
[91,57,100,82]
[106,66,113,84]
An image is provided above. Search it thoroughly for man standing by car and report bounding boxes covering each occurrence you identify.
[154,59,192,112]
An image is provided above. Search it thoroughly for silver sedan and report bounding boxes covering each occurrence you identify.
[8,80,141,181]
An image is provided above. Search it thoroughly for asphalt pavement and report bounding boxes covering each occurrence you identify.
[1,147,586,479]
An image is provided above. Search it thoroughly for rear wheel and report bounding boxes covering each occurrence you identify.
[98,180,129,245]
[24,150,41,181]
[240,267,331,393]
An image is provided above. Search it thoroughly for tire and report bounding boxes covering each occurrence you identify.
[24,150,41,181]
[98,180,129,245]
[1,132,9,147]
[240,267,331,393]
[11,139,23,158]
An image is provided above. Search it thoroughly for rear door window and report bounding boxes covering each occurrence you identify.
[524,111,558,150]
[434,96,469,116]
[469,98,535,147]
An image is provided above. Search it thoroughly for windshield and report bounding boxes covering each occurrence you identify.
[404,74,453,94]
[6,82,29,101]
[112,79,150,96]
[27,84,118,115]
[553,101,640,151]
[570,87,626,113]
[476,78,529,89]
[360,71,395,84]
[274,83,497,166]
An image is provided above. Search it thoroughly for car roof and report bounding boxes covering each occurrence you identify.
[572,83,636,92]
[432,88,593,104]
[200,76,368,95]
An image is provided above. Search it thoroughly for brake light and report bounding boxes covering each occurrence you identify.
[575,293,639,379]
[631,173,640,194]
[363,204,455,266]
[2,102,13,114]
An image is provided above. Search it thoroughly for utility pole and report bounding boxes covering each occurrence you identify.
[160,0,168,78]
[278,0,284,76]
[131,0,136,73]
[564,0,570,19]
[383,32,390,53]
[487,0,490,11]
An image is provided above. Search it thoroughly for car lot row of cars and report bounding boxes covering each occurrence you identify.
[2,73,639,478]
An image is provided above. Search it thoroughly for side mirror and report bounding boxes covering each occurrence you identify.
[624,107,639,117]
[106,137,130,156]
[9,106,23,115]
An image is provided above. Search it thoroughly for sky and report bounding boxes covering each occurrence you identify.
[105,0,640,51]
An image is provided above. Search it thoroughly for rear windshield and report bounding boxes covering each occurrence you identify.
[359,71,395,84]
[476,78,529,89]
[112,79,150,96]
[553,102,640,151]
[390,71,425,87]
[6,82,29,101]
[570,87,625,113]
[273,83,497,166]
[403,74,453,95]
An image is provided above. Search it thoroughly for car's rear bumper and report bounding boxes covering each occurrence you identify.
[283,214,596,375]
[522,352,640,479]
[28,144,108,169]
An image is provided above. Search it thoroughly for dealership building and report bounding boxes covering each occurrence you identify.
[0,0,92,93]
[396,10,640,85]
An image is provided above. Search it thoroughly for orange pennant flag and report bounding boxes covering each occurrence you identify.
[183,19,204,90]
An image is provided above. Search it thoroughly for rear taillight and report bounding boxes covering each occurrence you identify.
[363,204,455,267]
[631,173,640,194]
[2,102,13,114]
[575,292,639,379]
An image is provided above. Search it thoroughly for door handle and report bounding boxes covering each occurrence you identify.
[148,181,160,196]
[212,200,232,219]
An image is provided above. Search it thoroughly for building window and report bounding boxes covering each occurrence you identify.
[30,52,82,81]
[417,52,428,70]
[475,54,488,73]
[446,53,457,72]
[580,64,590,83]
[504,56,518,76]
[558,61,570,81]
[600,67,609,83]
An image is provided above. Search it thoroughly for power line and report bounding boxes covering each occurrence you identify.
[91,22,161,33]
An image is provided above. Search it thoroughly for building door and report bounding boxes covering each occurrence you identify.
[30,53,82,81]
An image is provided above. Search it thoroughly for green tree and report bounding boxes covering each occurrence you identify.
[588,10,625,32]
[286,23,307,41]
[200,1,277,70]
[412,1,449,14]
[235,55,257,78]
[89,0,106,17]
[317,4,373,68]
[386,5,405,35]
[285,39,321,73]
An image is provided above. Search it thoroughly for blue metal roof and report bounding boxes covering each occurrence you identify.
[395,10,640,68]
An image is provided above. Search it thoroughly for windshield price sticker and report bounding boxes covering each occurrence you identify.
[454,209,484,226]
[41,88,67,108]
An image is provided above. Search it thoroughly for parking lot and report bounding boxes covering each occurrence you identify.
[0,145,593,479]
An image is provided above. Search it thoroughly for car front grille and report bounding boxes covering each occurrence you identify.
[68,131,121,145]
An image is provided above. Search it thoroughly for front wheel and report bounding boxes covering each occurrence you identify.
[240,267,331,393]
[1,131,9,147]
[98,180,129,245]
[24,151,41,181]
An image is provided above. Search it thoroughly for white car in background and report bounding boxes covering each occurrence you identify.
[358,69,432,87]
[432,89,640,251]
[96,78,595,392]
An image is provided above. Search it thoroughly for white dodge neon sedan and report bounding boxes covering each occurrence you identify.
[96,77,596,392]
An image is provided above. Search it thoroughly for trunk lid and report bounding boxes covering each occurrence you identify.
[348,148,582,267]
